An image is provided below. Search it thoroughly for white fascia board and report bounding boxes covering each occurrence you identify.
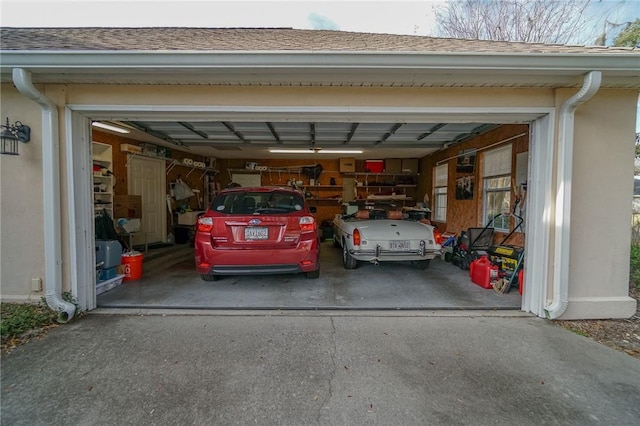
[1,50,639,73]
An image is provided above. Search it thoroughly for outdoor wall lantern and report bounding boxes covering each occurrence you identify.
[0,117,31,155]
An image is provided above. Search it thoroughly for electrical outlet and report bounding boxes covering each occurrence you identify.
[31,277,42,292]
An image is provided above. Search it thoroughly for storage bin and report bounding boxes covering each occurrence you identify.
[99,266,118,281]
[364,160,384,173]
[96,275,124,295]
[96,240,123,269]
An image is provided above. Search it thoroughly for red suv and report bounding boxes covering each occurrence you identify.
[195,186,320,281]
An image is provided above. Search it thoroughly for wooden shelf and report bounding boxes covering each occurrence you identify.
[303,185,343,189]
[344,172,419,177]
[227,168,263,174]
[356,185,416,189]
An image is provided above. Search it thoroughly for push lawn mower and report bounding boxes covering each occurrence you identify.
[467,199,525,294]
[451,224,495,271]
[451,198,524,277]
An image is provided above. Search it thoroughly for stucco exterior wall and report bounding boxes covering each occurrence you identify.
[1,82,637,319]
[0,85,46,301]
[62,85,557,109]
[560,89,638,319]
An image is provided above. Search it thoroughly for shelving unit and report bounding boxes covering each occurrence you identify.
[343,172,419,203]
[92,142,115,220]
[302,185,343,201]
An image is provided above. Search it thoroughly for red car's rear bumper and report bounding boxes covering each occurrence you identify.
[194,236,319,276]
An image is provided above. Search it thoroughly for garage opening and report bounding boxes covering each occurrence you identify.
[69,106,551,314]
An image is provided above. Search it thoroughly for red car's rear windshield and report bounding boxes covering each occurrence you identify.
[211,190,305,215]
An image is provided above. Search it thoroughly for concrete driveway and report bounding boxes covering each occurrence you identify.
[98,241,521,310]
[2,311,639,425]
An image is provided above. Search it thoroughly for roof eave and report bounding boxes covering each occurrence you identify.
[1,50,638,87]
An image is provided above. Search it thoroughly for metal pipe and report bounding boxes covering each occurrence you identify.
[545,71,601,320]
[12,68,76,323]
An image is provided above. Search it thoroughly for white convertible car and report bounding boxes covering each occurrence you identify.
[332,207,442,269]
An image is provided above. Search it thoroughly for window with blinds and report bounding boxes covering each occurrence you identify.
[482,145,512,231]
[433,163,448,222]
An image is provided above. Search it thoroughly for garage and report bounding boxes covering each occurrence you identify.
[1,28,637,319]
[86,114,530,310]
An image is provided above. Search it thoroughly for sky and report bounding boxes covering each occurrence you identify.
[2,0,639,130]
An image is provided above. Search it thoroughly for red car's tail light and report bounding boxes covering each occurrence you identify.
[433,228,442,245]
[299,216,316,232]
[197,217,213,233]
[353,228,361,246]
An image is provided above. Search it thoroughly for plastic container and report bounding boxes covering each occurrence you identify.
[99,266,118,281]
[364,160,384,173]
[518,269,524,295]
[121,253,144,281]
[470,256,498,289]
[96,240,123,269]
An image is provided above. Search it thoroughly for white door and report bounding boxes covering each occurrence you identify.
[128,155,166,244]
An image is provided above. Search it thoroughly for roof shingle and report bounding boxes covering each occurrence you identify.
[1,27,637,54]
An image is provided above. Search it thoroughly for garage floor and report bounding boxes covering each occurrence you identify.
[97,241,522,310]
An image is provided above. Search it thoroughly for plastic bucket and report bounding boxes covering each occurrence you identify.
[121,253,144,281]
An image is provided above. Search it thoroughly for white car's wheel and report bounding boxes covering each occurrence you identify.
[342,241,358,269]
[332,232,340,248]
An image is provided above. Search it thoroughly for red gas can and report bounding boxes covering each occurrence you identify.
[470,256,498,289]
[518,269,524,295]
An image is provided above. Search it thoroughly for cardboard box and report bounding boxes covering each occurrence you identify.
[401,158,419,173]
[178,211,204,226]
[339,158,356,173]
[114,195,142,218]
[385,158,402,173]
[120,143,142,154]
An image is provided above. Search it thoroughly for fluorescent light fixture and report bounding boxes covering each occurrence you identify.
[92,121,130,134]
[269,149,363,154]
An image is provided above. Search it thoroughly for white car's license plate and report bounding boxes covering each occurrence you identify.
[245,227,268,240]
[389,240,409,251]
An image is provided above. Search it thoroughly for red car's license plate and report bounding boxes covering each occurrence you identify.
[245,227,268,240]
[389,240,409,251]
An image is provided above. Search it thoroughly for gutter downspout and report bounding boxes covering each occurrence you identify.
[545,71,601,320]
[12,68,75,323]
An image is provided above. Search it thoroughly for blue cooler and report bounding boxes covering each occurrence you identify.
[96,240,123,269]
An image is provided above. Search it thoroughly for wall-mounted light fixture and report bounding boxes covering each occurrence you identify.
[92,121,131,134]
[0,117,31,156]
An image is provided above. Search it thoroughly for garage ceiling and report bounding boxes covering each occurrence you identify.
[109,119,500,159]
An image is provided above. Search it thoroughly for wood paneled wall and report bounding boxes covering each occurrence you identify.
[420,124,529,246]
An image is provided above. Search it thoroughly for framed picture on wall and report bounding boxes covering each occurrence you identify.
[456,150,476,173]
[456,175,474,200]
